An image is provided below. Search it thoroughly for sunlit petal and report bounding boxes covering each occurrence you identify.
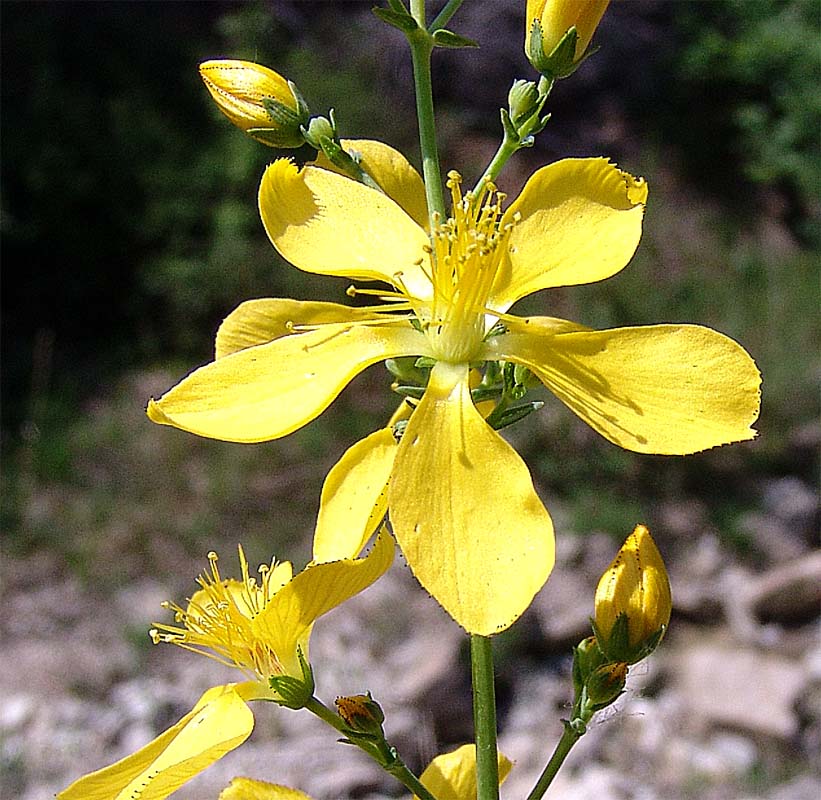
[218,777,313,800]
[259,159,431,299]
[57,685,253,800]
[314,403,411,563]
[492,158,647,309]
[389,361,555,635]
[494,323,761,454]
[417,743,512,800]
[147,323,425,442]
[255,531,394,675]
[215,298,386,358]
[312,138,429,231]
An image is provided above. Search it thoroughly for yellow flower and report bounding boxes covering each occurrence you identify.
[593,524,672,663]
[526,0,610,76]
[200,59,308,147]
[216,743,512,800]
[57,532,393,800]
[147,140,760,635]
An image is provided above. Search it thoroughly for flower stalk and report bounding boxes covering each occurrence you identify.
[305,695,440,800]
[406,0,446,221]
[471,634,500,800]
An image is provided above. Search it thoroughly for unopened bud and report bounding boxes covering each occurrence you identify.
[585,661,628,708]
[335,693,386,737]
[199,59,309,147]
[507,79,541,128]
[592,524,672,664]
[304,115,336,148]
[525,0,610,79]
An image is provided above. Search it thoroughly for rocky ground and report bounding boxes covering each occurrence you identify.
[2,487,819,800]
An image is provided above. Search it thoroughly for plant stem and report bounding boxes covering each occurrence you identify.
[407,1,446,223]
[525,721,583,800]
[305,696,440,800]
[471,634,500,800]
[428,0,464,32]
[472,135,521,197]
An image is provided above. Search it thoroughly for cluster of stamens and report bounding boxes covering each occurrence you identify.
[421,171,517,363]
[149,546,291,680]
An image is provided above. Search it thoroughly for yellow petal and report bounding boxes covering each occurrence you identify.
[254,531,394,675]
[495,323,761,454]
[147,322,424,442]
[417,744,512,800]
[259,159,432,300]
[527,0,610,59]
[312,138,429,231]
[389,362,555,635]
[58,685,253,800]
[219,777,313,800]
[215,298,385,359]
[313,403,411,563]
[492,158,647,310]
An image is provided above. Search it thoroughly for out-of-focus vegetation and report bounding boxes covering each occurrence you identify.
[2,1,818,578]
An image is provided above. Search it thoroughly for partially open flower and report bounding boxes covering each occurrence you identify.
[58,533,393,800]
[200,59,309,147]
[593,524,672,664]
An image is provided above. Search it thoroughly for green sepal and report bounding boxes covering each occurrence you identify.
[392,383,426,400]
[571,635,606,698]
[593,614,666,665]
[246,126,306,149]
[372,4,419,34]
[486,401,544,432]
[311,131,384,193]
[500,108,519,143]
[502,361,527,399]
[385,356,428,385]
[469,384,503,404]
[269,648,314,709]
[243,96,307,148]
[414,356,437,370]
[527,22,582,81]
[431,28,478,49]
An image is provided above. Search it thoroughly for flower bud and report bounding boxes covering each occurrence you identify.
[507,79,541,127]
[525,0,610,79]
[335,693,386,738]
[199,59,309,147]
[585,661,628,708]
[592,524,672,664]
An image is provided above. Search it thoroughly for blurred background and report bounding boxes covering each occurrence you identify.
[1,1,819,798]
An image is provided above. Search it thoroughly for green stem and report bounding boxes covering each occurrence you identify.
[525,721,583,800]
[305,696,440,800]
[407,4,446,223]
[428,0,464,32]
[471,634,500,800]
[473,76,555,196]
[472,134,521,197]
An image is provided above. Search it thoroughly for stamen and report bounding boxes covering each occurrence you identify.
[150,547,289,680]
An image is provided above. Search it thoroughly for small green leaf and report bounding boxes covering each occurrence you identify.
[431,28,479,49]
[372,5,419,34]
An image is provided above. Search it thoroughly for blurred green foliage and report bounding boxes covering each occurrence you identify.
[670,0,820,236]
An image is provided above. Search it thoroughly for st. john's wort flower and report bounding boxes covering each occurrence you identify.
[57,532,393,800]
[147,140,760,636]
